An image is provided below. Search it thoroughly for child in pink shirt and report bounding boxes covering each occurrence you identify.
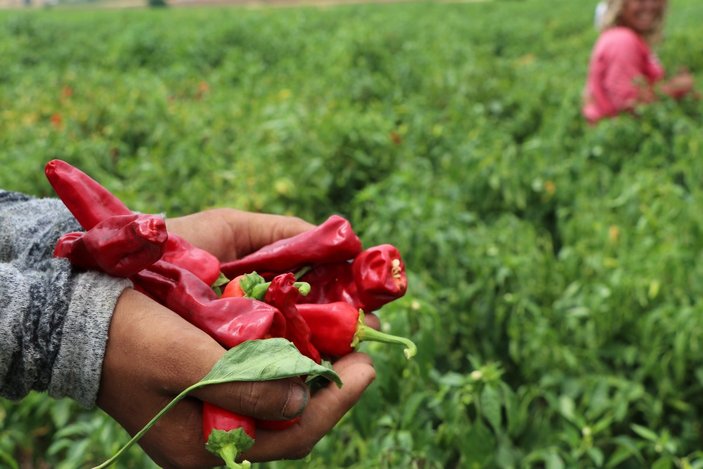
[582,0,695,124]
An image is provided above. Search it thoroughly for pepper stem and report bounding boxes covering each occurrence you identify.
[351,312,417,359]
[217,445,251,469]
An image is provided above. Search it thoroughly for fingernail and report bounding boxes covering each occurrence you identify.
[282,381,309,418]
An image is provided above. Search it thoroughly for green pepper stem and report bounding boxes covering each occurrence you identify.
[218,445,250,469]
[249,281,311,300]
[352,313,417,359]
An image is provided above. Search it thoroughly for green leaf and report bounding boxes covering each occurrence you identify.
[93,339,341,469]
[200,338,342,387]
[631,423,658,442]
[480,385,502,432]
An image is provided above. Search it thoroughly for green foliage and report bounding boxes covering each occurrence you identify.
[0,1,703,467]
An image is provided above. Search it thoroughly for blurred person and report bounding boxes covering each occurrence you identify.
[0,190,376,468]
[582,0,696,124]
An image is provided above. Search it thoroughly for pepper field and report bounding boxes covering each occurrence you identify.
[1,0,703,467]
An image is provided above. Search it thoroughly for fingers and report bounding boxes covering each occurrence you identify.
[129,396,225,469]
[99,289,311,423]
[166,208,314,262]
[191,377,310,421]
[243,353,376,462]
[364,312,381,330]
[219,209,315,260]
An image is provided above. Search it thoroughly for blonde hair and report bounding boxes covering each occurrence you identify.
[600,0,667,44]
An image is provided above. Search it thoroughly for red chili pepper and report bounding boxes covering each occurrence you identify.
[221,272,311,302]
[297,302,417,360]
[53,213,167,277]
[299,244,408,312]
[45,159,221,286]
[220,215,363,279]
[297,261,357,306]
[352,244,408,312]
[202,402,255,469]
[133,261,287,349]
[44,159,132,230]
[219,272,308,433]
[263,273,321,364]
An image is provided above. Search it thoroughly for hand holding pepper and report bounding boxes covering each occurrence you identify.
[98,288,375,468]
[97,208,377,468]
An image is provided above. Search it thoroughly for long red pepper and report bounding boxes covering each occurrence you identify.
[45,159,221,286]
[263,273,321,364]
[220,273,312,432]
[53,213,167,277]
[297,302,417,360]
[133,261,287,349]
[44,159,132,230]
[220,215,363,279]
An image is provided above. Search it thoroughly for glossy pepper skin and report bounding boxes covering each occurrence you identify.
[220,215,362,279]
[45,159,221,286]
[263,273,321,364]
[219,273,307,432]
[299,244,408,312]
[53,213,167,277]
[133,261,287,349]
[352,244,408,312]
[44,158,132,230]
[297,302,417,360]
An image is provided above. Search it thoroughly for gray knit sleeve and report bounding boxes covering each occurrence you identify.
[0,190,131,408]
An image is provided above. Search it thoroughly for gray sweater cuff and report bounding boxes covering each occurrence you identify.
[49,272,131,407]
[0,190,132,408]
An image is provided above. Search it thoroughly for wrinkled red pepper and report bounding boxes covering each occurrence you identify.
[263,273,321,363]
[133,261,286,349]
[297,302,417,360]
[45,159,221,286]
[352,244,408,312]
[220,215,363,279]
[53,213,167,277]
[299,244,408,312]
[44,159,132,230]
[218,273,312,433]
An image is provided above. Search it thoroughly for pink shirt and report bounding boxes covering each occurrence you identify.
[583,27,665,124]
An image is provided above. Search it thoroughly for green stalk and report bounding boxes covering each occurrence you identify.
[92,383,199,469]
[351,314,417,359]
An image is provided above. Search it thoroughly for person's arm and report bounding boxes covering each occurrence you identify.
[658,68,696,99]
[0,190,131,407]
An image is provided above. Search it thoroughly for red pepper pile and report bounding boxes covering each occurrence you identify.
[44,159,415,468]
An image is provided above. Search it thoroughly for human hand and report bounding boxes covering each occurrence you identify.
[662,69,695,99]
[98,288,376,469]
[165,208,315,262]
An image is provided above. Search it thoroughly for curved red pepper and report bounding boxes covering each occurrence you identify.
[297,302,416,360]
[45,159,221,286]
[220,215,362,279]
[133,261,287,349]
[263,273,321,364]
[219,273,307,433]
[44,159,132,230]
[53,213,167,277]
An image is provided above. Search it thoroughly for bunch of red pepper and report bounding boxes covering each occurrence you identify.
[45,159,415,468]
